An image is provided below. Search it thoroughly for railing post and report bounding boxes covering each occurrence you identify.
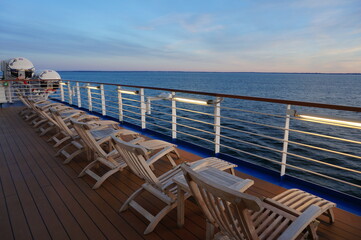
[214,97,221,154]
[29,84,33,100]
[172,92,177,139]
[60,82,64,102]
[87,84,92,111]
[100,84,106,115]
[281,104,291,176]
[7,82,13,103]
[76,82,81,107]
[140,88,146,129]
[67,81,72,105]
[117,86,123,122]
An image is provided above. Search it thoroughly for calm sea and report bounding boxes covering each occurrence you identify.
[59,71,361,197]
[59,71,361,106]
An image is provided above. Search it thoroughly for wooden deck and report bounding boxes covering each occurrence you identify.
[0,106,360,240]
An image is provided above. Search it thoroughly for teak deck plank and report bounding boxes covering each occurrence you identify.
[0,105,360,240]
[0,179,14,240]
[14,124,110,240]
[3,126,69,240]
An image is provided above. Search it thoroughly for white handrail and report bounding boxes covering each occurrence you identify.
[17,79,360,197]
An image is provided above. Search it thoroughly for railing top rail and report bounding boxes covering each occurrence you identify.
[4,78,361,112]
[1,79,60,82]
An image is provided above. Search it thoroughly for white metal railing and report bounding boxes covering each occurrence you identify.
[4,79,361,198]
[0,80,59,103]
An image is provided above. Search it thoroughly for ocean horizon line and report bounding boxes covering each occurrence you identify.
[57,70,361,75]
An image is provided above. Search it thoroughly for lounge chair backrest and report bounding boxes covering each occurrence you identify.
[50,108,74,136]
[17,94,32,109]
[33,104,59,127]
[23,96,40,113]
[111,135,162,188]
[71,119,108,158]
[181,164,322,240]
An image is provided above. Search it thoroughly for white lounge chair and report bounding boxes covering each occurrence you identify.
[181,163,325,240]
[112,135,238,234]
[72,119,141,189]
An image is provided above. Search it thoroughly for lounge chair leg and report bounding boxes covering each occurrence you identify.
[327,209,335,224]
[56,141,73,156]
[53,136,71,148]
[172,148,181,159]
[48,132,59,143]
[62,148,84,164]
[47,131,61,141]
[150,164,155,171]
[46,135,55,142]
[206,220,215,240]
[166,154,177,167]
[119,188,144,212]
[85,148,93,161]
[39,125,55,136]
[33,119,47,128]
[307,221,319,240]
[79,160,98,177]
[144,203,177,234]
[92,167,122,189]
[24,113,38,122]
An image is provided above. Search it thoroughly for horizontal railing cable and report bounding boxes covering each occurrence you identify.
[175,106,214,116]
[176,130,214,144]
[123,115,141,122]
[220,124,361,160]
[145,115,171,124]
[220,105,286,118]
[220,115,283,130]
[148,102,172,109]
[122,109,141,116]
[122,103,141,109]
[149,109,214,126]
[122,97,140,103]
[104,99,120,105]
[145,121,172,131]
[219,143,360,188]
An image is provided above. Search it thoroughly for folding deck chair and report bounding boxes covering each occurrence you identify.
[49,107,99,147]
[72,119,142,189]
[111,135,239,234]
[181,164,336,240]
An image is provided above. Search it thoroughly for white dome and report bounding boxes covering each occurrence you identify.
[37,70,61,80]
[8,57,34,70]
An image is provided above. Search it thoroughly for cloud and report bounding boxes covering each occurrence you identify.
[0,20,167,58]
[137,13,223,34]
[325,46,361,55]
[179,14,224,33]
[1,0,360,72]
[292,0,360,8]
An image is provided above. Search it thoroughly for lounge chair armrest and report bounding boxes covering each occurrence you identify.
[87,120,119,128]
[188,159,212,171]
[263,198,301,216]
[61,109,83,114]
[62,111,84,120]
[38,102,62,110]
[97,135,112,145]
[146,146,176,166]
[34,99,49,104]
[105,149,118,158]
[77,115,100,122]
[228,179,254,192]
[51,105,72,112]
[129,137,145,144]
[278,205,322,240]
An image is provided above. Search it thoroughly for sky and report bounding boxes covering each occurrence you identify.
[1,0,360,73]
